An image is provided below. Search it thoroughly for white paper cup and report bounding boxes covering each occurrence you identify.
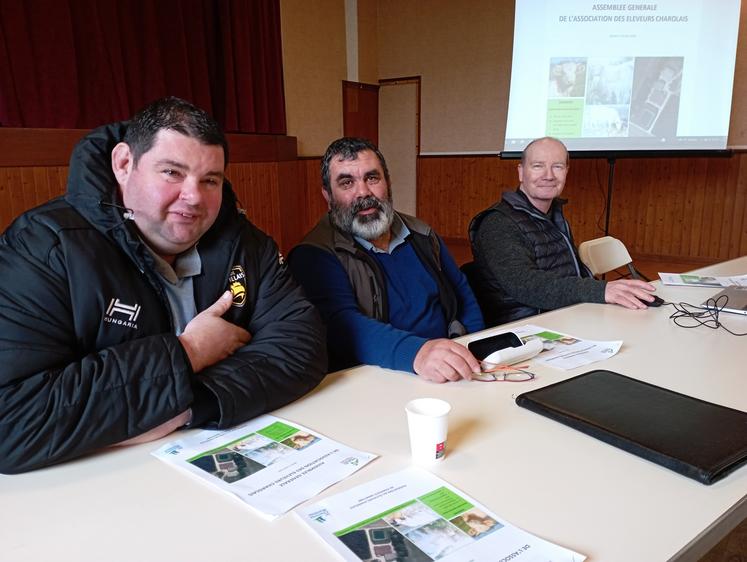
[405,398,451,465]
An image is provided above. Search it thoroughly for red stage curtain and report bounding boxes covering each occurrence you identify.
[0,0,286,133]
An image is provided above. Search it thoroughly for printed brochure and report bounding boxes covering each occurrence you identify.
[658,272,747,288]
[152,415,377,519]
[473,324,622,371]
[297,467,585,561]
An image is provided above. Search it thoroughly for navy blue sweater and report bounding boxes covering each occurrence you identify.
[290,236,484,373]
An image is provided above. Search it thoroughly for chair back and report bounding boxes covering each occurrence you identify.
[578,236,633,276]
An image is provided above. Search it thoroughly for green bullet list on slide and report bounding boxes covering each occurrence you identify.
[547,98,584,137]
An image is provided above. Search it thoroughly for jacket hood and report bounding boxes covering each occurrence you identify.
[64,122,241,249]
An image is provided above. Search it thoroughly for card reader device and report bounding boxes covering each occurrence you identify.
[468,332,543,366]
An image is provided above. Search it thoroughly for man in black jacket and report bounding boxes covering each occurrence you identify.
[0,97,327,473]
[468,136,656,326]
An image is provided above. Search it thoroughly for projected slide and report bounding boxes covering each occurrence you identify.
[504,0,741,152]
[545,56,682,139]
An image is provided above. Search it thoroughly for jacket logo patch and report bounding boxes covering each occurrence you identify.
[104,298,141,329]
[228,265,246,307]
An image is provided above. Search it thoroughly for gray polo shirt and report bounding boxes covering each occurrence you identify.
[145,245,201,335]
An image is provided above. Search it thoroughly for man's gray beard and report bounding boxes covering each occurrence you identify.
[330,194,395,241]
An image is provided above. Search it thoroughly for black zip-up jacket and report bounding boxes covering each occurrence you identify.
[0,123,327,474]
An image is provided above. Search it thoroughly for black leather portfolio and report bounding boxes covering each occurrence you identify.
[515,370,747,485]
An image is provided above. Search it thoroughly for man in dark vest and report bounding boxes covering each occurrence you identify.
[468,136,656,327]
[289,137,484,382]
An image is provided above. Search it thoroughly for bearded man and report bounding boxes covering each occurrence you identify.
[289,138,484,382]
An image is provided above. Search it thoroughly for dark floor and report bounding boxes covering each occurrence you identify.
[445,239,743,561]
[700,518,746,562]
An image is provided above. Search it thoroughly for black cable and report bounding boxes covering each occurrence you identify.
[666,294,747,336]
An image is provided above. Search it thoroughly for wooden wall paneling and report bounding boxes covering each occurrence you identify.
[673,159,692,257]
[650,159,668,254]
[450,159,469,234]
[564,159,607,244]
[718,156,740,260]
[678,158,698,258]
[706,158,728,260]
[416,152,747,266]
[634,161,654,255]
[29,168,48,218]
[718,160,739,259]
[687,159,708,258]
[728,155,747,256]
[227,162,282,247]
[695,158,715,259]
[4,128,746,267]
[450,158,471,237]
[663,158,683,256]
[449,157,475,237]
[473,157,504,211]
[259,163,282,245]
[561,160,581,237]
[34,167,65,210]
[604,160,622,243]
[297,158,327,239]
[418,156,498,240]
[740,154,747,256]
[0,129,297,167]
[0,129,89,167]
[276,160,305,253]
[665,159,686,258]
[226,134,298,163]
[593,161,611,239]
[611,160,637,250]
[13,169,32,224]
[722,157,740,260]
[642,160,661,255]
[46,167,68,204]
[694,158,714,258]
[641,160,659,255]
[0,169,15,231]
[626,158,647,252]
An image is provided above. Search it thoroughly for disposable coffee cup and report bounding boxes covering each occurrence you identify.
[405,398,451,465]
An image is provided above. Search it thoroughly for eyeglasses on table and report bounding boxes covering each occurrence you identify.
[472,363,536,382]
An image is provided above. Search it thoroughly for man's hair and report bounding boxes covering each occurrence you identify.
[520,136,569,166]
[123,96,228,167]
[320,137,390,193]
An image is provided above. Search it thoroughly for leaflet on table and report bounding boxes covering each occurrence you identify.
[297,467,585,562]
[152,415,376,520]
[509,324,622,370]
[658,272,747,287]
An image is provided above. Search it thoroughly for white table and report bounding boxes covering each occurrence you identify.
[2,258,746,562]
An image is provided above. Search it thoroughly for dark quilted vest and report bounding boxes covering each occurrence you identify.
[467,190,589,325]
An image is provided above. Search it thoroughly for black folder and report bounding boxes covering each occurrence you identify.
[515,370,747,485]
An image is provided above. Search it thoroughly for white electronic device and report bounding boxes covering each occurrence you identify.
[482,337,543,367]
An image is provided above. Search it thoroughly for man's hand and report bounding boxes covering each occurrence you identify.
[413,339,481,383]
[111,409,192,447]
[604,279,657,309]
[178,291,252,372]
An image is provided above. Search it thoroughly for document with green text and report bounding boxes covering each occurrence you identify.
[297,468,585,561]
[152,415,376,519]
